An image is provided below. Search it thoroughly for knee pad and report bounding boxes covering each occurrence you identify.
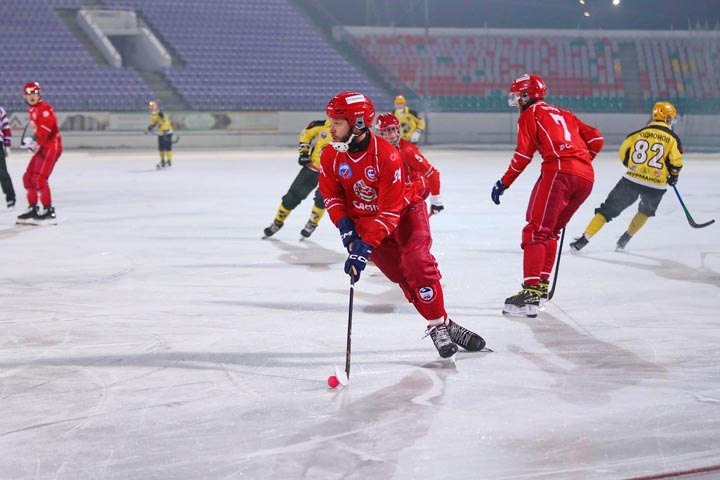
[593,208,613,223]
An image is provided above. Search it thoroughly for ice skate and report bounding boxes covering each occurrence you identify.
[424,324,458,358]
[502,284,542,318]
[300,220,318,238]
[6,198,15,210]
[616,231,632,251]
[16,204,38,225]
[569,234,589,252]
[27,205,57,226]
[538,279,550,309]
[156,160,167,169]
[447,319,485,351]
[263,219,284,238]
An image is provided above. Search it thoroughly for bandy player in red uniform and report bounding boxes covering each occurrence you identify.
[374,113,444,216]
[319,92,485,358]
[491,74,604,317]
[16,82,62,225]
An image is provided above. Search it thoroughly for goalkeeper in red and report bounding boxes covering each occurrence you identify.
[319,91,485,358]
[490,74,604,317]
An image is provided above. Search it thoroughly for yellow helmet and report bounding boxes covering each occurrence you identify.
[652,101,677,125]
[148,100,159,113]
[394,95,407,106]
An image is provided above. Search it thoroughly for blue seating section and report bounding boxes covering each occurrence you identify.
[103,0,390,110]
[3,0,718,113]
[0,0,152,111]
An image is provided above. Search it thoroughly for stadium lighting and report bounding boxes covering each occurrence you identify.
[584,11,590,16]
[612,0,620,5]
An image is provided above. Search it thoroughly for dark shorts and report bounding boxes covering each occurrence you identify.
[158,133,173,151]
[596,177,666,220]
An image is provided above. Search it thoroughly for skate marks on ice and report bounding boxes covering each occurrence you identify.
[230,361,456,480]
[505,311,667,406]
[265,238,345,271]
[571,251,720,289]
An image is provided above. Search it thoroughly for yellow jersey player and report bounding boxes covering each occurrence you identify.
[263,119,332,239]
[570,101,683,252]
[393,95,425,144]
[144,101,174,169]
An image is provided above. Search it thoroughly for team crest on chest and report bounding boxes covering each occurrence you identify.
[364,166,377,181]
[353,180,377,202]
[339,162,352,179]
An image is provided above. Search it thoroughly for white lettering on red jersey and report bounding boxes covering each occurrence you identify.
[502,101,604,187]
[319,134,419,247]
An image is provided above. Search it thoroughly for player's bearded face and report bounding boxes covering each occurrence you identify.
[330,118,352,143]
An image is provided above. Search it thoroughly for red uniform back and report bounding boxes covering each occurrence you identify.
[397,138,440,200]
[502,101,603,187]
[319,133,419,248]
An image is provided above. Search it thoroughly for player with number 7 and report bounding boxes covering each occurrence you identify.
[490,74,604,318]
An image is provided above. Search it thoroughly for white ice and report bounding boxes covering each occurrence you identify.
[0,147,718,480]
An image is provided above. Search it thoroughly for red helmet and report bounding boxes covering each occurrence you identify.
[23,82,41,95]
[375,112,400,130]
[326,92,375,131]
[375,112,401,146]
[509,74,547,102]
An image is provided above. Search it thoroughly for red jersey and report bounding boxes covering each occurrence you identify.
[501,101,603,187]
[28,99,61,148]
[319,133,419,248]
[398,138,440,199]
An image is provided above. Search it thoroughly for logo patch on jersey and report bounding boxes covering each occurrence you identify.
[353,180,377,202]
[339,162,352,179]
[393,167,402,184]
[418,286,435,302]
[365,166,377,181]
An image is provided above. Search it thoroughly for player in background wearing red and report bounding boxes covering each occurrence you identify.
[17,82,62,226]
[375,113,444,216]
[319,91,485,358]
[491,74,604,317]
[0,105,17,209]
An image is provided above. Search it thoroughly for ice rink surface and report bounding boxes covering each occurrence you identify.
[0,146,718,480]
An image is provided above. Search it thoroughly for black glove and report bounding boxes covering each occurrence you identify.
[337,217,359,250]
[298,152,310,166]
[667,173,679,186]
[491,180,508,205]
[298,144,311,166]
[344,240,373,283]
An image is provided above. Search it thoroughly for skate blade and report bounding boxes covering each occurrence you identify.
[502,304,538,318]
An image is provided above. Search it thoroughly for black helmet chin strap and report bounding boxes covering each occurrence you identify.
[521,97,539,111]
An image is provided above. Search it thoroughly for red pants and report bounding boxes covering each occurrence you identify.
[370,199,446,324]
[24,139,61,207]
[522,172,593,285]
